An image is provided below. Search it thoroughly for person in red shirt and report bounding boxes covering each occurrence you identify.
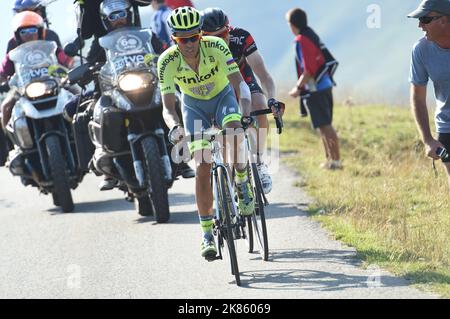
[286,7,342,170]
[165,0,193,10]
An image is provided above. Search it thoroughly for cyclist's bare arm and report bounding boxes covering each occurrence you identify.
[246,51,276,99]
[227,71,251,117]
[162,93,182,129]
[411,84,442,159]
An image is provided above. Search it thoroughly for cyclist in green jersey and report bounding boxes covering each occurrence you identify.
[157,6,255,259]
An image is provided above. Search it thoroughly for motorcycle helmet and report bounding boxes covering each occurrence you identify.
[13,0,48,26]
[100,0,134,32]
[12,11,46,44]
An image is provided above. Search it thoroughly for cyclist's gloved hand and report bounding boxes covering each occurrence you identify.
[268,98,285,117]
[168,125,184,145]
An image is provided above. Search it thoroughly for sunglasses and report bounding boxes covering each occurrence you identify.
[108,10,127,21]
[419,15,444,24]
[173,33,202,44]
[19,27,38,35]
[205,27,230,39]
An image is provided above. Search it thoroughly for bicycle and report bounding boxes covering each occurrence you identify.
[199,127,245,286]
[240,107,283,262]
[173,106,283,286]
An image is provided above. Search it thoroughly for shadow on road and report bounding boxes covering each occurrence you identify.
[48,199,133,214]
[238,249,409,292]
[268,248,361,266]
[133,210,198,225]
[239,268,408,292]
[264,202,310,219]
[168,193,196,207]
[48,193,197,217]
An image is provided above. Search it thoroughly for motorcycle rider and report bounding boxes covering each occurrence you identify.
[90,0,194,190]
[70,0,152,64]
[0,10,73,128]
[1,0,67,165]
[0,11,73,166]
[7,0,63,53]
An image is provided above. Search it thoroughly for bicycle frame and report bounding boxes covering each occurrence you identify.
[208,130,239,251]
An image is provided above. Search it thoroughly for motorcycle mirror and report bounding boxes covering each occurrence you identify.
[67,63,91,85]
[0,82,10,94]
[64,37,84,57]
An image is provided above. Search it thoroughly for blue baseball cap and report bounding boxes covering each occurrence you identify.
[408,0,450,18]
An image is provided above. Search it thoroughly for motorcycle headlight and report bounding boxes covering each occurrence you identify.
[25,82,47,98]
[25,80,58,99]
[118,72,154,92]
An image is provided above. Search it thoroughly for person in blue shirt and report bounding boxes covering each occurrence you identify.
[151,0,173,50]
[408,0,450,188]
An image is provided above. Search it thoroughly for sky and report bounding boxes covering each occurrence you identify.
[0,0,427,105]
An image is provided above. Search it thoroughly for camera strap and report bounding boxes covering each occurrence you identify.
[432,159,439,178]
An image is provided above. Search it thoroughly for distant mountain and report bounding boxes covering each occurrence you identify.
[0,0,426,105]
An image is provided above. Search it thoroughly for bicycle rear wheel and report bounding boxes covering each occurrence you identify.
[250,162,269,261]
[217,166,241,286]
[244,216,254,253]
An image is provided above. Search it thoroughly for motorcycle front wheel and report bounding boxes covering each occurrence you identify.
[46,135,74,213]
[141,137,169,223]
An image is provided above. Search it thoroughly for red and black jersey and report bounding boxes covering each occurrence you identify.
[228,27,258,78]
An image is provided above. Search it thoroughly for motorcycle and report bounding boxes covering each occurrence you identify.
[68,27,172,222]
[4,40,90,212]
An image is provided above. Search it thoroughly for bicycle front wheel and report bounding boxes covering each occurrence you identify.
[217,166,241,286]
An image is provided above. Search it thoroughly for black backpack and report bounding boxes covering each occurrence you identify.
[298,27,338,117]
[300,27,338,86]
[316,43,339,86]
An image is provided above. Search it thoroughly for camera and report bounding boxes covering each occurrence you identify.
[436,147,449,160]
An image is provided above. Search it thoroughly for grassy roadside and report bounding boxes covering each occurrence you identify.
[275,102,450,298]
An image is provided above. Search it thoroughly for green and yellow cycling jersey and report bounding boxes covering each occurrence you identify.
[157,36,240,100]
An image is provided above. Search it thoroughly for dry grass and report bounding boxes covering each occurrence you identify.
[277,102,450,297]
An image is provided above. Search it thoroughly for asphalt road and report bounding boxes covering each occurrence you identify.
[0,161,437,299]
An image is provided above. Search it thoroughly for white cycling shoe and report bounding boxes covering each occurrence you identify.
[257,162,272,194]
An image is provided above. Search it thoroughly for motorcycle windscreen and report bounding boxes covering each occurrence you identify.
[9,40,59,88]
[99,27,158,75]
